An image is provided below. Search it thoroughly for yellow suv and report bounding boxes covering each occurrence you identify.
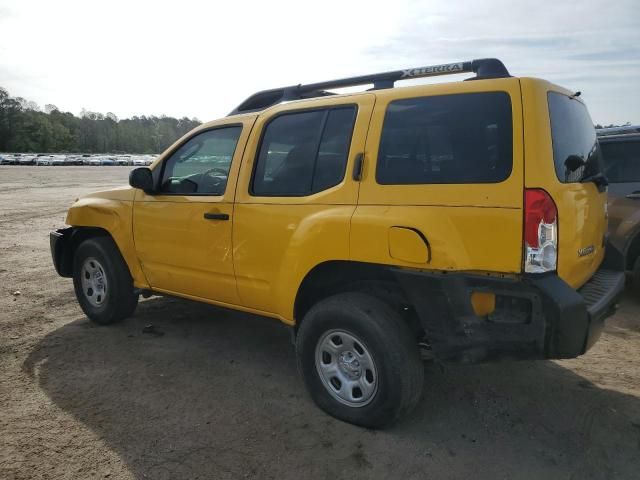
[50,58,625,428]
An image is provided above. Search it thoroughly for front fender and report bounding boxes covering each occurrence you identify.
[65,191,149,288]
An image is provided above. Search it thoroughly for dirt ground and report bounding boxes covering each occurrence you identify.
[0,166,639,480]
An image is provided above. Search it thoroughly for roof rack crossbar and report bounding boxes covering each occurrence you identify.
[229,58,510,115]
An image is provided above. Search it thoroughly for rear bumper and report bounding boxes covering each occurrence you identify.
[393,247,625,363]
[528,267,625,357]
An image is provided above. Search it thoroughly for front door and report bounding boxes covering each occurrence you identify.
[133,117,255,305]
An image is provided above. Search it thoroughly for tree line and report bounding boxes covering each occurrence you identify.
[0,86,201,154]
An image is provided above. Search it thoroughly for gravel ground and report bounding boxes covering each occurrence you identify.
[1,166,639,480]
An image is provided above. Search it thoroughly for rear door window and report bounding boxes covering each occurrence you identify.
[376,92,513,184]
[252,106,357,196]
[600,140,640,183]
[548,92,602,183]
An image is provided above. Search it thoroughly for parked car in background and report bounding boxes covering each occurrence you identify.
[64,155,83,166]
[132,156,148,166]
[116,155,131,166]
[51,156,66,166]
[1,153,23,165]
[18,155,36,165]
[598,130,640,292]
[89,156,117,166]
[132,154,156,166]
[36,155,53,166]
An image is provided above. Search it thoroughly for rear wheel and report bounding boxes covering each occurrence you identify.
[633,256,640,295]
[73,236,138,324]
[296,292,424,428]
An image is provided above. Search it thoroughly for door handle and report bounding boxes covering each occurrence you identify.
[204,212,230,220]
[352,152,364,181]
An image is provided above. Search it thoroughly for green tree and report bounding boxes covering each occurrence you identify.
[0,86,201,153]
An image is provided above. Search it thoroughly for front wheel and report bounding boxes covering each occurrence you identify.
[296,292,424,428]
[73,236,138,324]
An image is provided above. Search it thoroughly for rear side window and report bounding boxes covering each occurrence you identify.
[600,140,640,183]
[252,106,357,196]
[548,92,602,183]
[376,92,513,185]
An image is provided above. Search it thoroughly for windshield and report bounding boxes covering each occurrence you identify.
[548,92,603,183]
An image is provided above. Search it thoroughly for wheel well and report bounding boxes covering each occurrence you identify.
[627,232,640,270]
[293,261,423,338]
[58,227,111,276]
[71,226,110,248]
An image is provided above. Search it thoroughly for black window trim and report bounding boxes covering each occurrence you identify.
[249,104,359,197]
[374,90,514,186]
[156,123,244,197]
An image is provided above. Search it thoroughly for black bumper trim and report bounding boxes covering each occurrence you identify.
[50,228,74,277]
[580,268,625,351]
[393,262,625,363]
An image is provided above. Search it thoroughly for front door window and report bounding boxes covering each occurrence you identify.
[160,126,242,195]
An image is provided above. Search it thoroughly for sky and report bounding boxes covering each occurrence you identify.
[0,0,638,125]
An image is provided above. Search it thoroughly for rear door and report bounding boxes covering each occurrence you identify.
[233,95,375,318]
[352,79,524,274]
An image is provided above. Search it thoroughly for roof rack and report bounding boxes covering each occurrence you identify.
[229,58,510,115]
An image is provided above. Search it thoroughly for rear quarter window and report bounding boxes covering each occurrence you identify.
[548,92,602,183]
[376,92,513,185]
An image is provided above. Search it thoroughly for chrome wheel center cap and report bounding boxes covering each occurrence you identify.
[315,330,378,407]
[338,351,361,378]
[80,257,108,307]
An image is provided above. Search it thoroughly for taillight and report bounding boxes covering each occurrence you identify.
[524,189,557,273]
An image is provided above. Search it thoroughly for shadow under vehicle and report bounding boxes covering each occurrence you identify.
[23,293,640,479]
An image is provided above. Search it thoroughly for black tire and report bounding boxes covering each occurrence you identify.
[72,236,138,325]
[296,292,424,428]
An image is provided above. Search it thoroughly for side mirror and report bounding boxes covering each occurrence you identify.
[129,167,154,193]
